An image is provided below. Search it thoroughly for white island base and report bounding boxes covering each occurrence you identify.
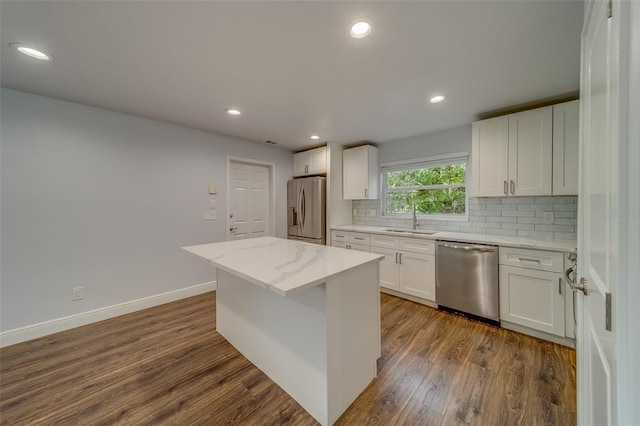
[183,237,382,426]
[217,264,379,426]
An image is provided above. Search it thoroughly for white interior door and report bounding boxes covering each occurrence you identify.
[228,161,270,240]
[577,1,617,424]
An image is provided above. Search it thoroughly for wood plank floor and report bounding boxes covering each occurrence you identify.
[0,292,576,425]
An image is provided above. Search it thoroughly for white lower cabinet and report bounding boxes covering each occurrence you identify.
[372,247,400,291]
[499,247,565,337]
[371,236,435,302]
[398,251,436,301]
[334,228,574,343]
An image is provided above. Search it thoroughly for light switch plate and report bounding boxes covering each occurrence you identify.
[544,212,554,224]
[204,210,217,221]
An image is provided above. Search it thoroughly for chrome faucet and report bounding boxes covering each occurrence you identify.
[412,203,419,230]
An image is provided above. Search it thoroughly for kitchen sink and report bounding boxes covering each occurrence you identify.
[383,228,437,235]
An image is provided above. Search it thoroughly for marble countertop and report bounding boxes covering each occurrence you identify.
[332,225,576,253]
[182,236,383,296]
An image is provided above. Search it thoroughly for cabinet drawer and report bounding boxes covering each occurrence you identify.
[398,237,435,255]
[331,230,349,242]
[331,241,369,252]
[349,232,370,245]
[499,247,564,273]
[370,234,399,249]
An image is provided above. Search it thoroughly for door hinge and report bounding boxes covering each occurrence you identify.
[605,292,612,331]
[607,0,612,18]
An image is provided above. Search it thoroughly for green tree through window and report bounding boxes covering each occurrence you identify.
[384,162,466,216]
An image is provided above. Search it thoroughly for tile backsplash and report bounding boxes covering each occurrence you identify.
[352,196,578,240]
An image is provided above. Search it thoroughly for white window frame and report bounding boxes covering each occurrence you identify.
[380,152,469,221]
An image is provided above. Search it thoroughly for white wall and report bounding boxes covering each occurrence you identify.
[378,125,471,164]
[356,124,577,240]
[0,89,292,332]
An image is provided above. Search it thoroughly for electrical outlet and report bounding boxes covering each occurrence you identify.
[73,286,85,301]
[544,212,554,224]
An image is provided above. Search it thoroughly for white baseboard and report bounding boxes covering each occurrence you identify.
[0,281,217,348]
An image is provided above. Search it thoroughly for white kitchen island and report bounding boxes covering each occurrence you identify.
[182,236,383,426]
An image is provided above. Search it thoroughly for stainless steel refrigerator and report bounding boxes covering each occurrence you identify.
[287,177,326,245]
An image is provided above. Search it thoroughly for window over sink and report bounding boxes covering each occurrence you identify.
[381,152,468,219]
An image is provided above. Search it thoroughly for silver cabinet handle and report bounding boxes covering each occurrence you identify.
[364,188,368,198]
[395,252,398,263]
[504,180,508,195]
[354,237,364,241]
[399,253,402,264]
[559,277,563,295]
[230,227,238,232]
[510,180,515,195]
[518,257,541,263]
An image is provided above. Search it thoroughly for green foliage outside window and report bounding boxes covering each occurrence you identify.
[385,163,466,215]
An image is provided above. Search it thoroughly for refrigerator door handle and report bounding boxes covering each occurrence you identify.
[301,186,306,230]
[298,185,304,232]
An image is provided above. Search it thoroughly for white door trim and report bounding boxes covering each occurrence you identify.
[226,156,276,240]
[616,1,640,423]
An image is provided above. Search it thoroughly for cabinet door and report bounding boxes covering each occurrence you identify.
[292,151,308,177]
[499,265,564,336]
[552,100,579,195]
[471,116,510,196]
[399,252,435,301]
[332,241,348,249]
[508,107,553,196]
[343,145,378,200]
[349,243,370,252]
[371,247,400,291]
[308,146,327,175]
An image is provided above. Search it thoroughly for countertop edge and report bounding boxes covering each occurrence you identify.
[182,243,384,296]
[273,255,384,296]
[331,225,576,253]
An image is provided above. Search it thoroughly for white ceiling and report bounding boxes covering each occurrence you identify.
[0,1,583,151]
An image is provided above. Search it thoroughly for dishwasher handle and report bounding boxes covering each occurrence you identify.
[437,242,496,253]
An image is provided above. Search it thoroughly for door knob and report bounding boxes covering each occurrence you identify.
[570,277,589,295]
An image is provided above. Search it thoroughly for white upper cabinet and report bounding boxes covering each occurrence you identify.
[472,105,553,197]
[471,116,510,196]
[508,106,553,196]
[292,146,327,177]
[343,145,379,200]
[552,100,579,195]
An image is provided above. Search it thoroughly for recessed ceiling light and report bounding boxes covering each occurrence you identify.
[10,43,52,61]
[310,135,320,140]
[430,95,445,104]
[348,19,372,39]
[225,108,241,116]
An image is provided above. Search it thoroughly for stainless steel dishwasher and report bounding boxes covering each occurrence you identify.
[436,241,499,324]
